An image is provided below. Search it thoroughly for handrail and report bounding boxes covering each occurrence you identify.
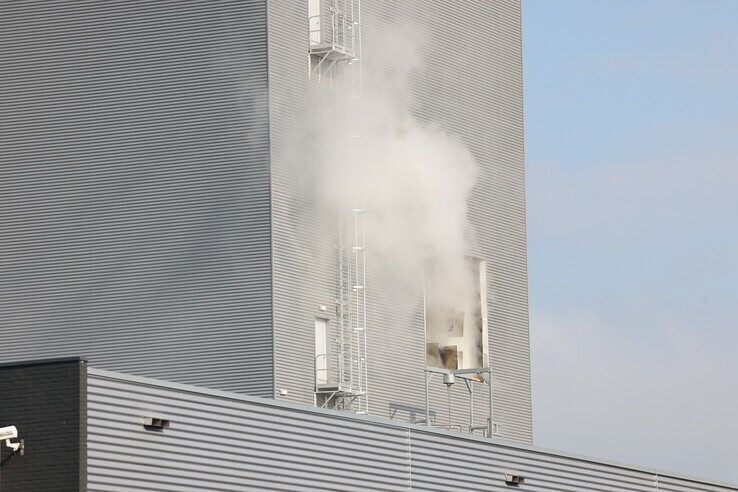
[308,14,322,45]
[307,9,352,52]
[314,353,330,387]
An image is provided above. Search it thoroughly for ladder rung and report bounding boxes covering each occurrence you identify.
[352,285,365,290]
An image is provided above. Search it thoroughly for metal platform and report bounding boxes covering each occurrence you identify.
[308,0,359,81]
[309,0,368,416]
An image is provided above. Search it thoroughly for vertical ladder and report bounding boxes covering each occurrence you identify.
[335,0,368,415]
[351,0,368,415]
[310,0,367,415]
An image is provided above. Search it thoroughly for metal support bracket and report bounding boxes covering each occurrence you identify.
[424,367,495,437]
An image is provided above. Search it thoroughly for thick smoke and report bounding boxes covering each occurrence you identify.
[307,15,480,346]
[319,101,477,271]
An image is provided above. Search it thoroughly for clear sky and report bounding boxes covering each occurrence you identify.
[523,0,738,484]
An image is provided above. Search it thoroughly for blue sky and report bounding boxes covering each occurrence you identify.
[523,0,738,483]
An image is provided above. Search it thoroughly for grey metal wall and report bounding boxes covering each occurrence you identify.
[0,1,274,396]
[86,369,737,492]
[267,0,532,443]
[87,369,410,491]
[267,1,342,405]
[3,0,531,439]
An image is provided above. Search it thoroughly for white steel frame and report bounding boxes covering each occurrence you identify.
[309,0,368,415]
[424,367,498,438]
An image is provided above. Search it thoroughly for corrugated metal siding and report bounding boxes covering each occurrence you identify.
[380,0,531,445]
[658,476,738,492]
[409,431,658,491]
[87,369,410,491]
[267,0,342,405]
[0,2,274,395]
[267,1,532,443]
[4,0,530,435]
[86,369,738,492]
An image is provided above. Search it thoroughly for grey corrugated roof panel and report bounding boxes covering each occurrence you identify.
[87,367,737,490]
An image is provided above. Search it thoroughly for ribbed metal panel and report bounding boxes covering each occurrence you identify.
[267,0,342,406]
[395,0,531,444]
[87,369,410,491]
[658,476,737,492]
[4,0,530,437]
[0,1,274,395]
[87,369,737,492]
[267,1,532,443]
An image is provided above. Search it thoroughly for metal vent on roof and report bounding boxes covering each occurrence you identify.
[143,417,170,430]
[504,472,525,486]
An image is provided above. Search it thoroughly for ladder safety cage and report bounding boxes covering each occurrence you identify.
[309,0,368,416]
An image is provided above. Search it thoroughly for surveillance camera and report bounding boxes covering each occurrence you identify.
[1,425,22,454]
[0,426,18,441]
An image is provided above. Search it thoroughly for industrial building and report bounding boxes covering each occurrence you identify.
[1,0,530,442]
[1,357,736,491]
[0,1,734,491]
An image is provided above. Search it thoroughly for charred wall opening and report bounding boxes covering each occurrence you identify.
[424,257,488,370]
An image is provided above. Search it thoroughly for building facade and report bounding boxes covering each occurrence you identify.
[2,3,735,490]
[1,1,531,443]
[2,359,736,492]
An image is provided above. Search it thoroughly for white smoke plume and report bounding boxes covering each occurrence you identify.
[297,12,481,345]
[318,103,477,269]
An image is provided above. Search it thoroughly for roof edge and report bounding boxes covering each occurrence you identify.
[87,366,738,490]
[0,356,88,369]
